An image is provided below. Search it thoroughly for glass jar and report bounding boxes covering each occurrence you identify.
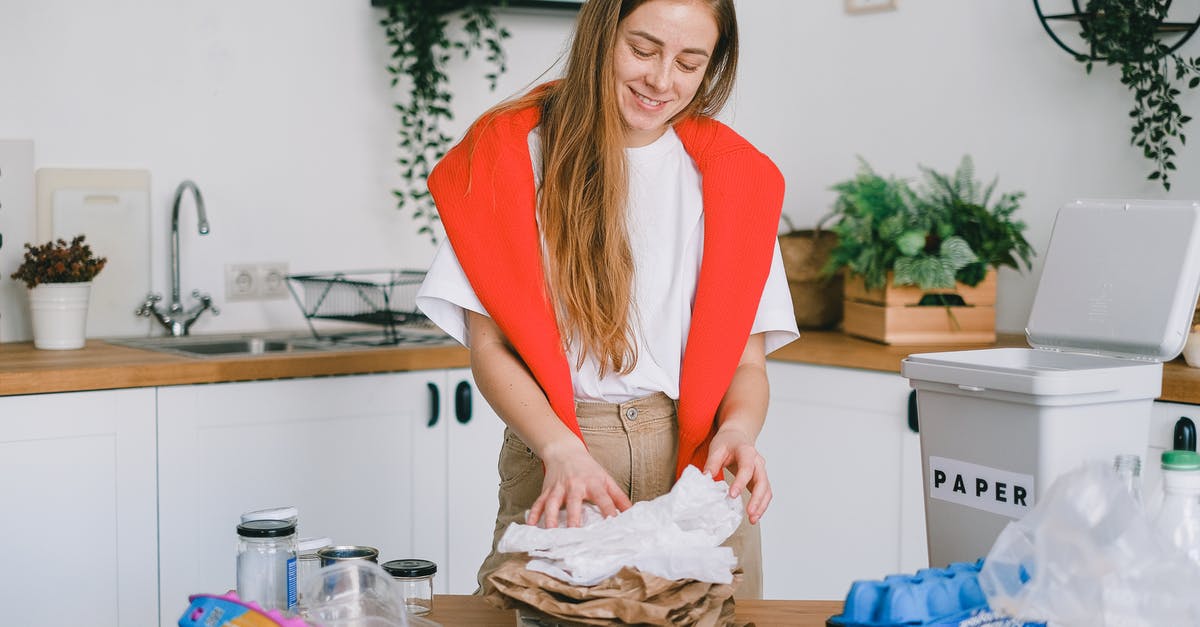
[316,545,379,567]
[295,536,332,593]
[381,559,437,616]
[236,519,298,613]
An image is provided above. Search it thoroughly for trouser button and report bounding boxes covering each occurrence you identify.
[625,407,638,421]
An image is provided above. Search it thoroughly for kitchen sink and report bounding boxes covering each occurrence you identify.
[106,333,348,358]
[106,327,456,358]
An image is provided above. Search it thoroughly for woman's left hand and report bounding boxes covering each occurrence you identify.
[703,426,771,525]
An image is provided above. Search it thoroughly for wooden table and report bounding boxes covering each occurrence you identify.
[426,594,843,626]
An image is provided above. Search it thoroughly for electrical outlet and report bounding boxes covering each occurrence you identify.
[845,0,897,14]
[225,264,258,301]
[259,262,290,300]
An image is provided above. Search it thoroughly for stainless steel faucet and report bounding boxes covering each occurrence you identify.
[136,180,219,335]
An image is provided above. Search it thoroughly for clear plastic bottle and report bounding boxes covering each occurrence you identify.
[1113,453,1143,505]
[1153,450,1200,567]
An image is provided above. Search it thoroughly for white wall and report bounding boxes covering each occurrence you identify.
[1,0,1197,336]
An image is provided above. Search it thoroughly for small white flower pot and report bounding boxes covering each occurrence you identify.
[1184,328,1200,368]
[28,282,91,350]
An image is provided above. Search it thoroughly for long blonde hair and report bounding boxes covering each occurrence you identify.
[486,0,739,375]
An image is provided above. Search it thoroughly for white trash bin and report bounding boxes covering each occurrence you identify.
[901,199,1200,568]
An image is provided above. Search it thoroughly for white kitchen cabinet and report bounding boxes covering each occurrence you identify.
[156,373,422,625]
[1143,400,1200,512]
[0,388,158,627]
[411,367,507,595]
[758,362,927,600]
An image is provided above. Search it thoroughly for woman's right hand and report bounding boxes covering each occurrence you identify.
[526,438,633,528]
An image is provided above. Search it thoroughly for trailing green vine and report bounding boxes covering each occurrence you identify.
[1077,0,1200,191]
[379,0,510,241]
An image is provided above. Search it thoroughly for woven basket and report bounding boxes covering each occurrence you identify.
[778,229,843,329]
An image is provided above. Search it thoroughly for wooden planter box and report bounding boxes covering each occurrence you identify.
[841,270,997,344]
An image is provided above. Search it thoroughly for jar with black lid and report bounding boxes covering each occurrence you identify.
[381,559,437,616]
[236,519,298,613]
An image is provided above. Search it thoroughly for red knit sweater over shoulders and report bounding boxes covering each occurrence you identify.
[427,99,785,478]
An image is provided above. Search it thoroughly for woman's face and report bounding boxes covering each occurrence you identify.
[613,0,719,147]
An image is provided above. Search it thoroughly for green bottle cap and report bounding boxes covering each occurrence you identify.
[1161,450,1200,470]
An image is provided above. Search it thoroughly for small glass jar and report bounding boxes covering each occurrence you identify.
[236,519,298,613]
[295,536,332,592]
[381,559,437,616]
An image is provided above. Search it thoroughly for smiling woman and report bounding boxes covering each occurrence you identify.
[613,1,719,146]
[414,0,798,605]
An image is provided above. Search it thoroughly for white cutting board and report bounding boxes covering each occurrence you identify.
[0,140,36,343]
[37,169,152,338]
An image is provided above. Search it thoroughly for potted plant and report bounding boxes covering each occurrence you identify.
[778,214,843,329]
[10,235,107,350]
[823,156,1034,344]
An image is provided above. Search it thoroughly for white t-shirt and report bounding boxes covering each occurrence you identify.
[416,127,799,403]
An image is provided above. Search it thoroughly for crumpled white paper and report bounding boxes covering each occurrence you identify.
[497,465,743,586]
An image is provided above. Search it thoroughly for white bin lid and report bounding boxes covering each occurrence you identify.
[1026,199,1200,361]
[903,199,1200,399]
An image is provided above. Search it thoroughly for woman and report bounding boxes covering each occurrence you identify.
[415,0,797,599]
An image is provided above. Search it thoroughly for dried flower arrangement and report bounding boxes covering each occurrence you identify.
[9,235,107,289]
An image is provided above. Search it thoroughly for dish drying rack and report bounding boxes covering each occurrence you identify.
[286,270,438,345]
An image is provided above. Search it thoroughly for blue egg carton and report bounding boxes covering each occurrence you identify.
[826,559,1044,627]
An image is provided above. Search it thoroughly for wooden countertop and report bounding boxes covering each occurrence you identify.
[3,330,1200,404]
[427,594,843,626]
[0,338,471,396]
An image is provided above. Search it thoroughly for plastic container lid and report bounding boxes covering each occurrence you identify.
[381,559,437,578]
[1025,199,1200,361]
[1162,450,1200,471]
[241,506,299,524]
[297,536,333,555]
[236,519,297,538]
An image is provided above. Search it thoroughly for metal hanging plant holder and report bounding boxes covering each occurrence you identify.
[1033,0,1200,61]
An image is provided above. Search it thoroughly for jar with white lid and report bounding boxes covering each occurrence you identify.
[296,536,332,594]
[236,519,298,613]
[381,559,437,616]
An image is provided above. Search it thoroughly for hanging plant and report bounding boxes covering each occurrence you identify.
[378,0,510,241]
[1076,0,1200,191]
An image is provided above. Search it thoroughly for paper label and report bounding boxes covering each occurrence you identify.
[287,556,297,609]
[928,456,1035,519]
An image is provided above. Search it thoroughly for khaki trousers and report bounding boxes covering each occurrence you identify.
[476,392,763,599]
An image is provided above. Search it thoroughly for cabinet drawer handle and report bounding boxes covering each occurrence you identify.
[455,381,472,424]
[427,382,440,428]
[1176,416,1196,452]
[907,390,919,434]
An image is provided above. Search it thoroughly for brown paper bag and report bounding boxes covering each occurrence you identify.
[485,557,741,626]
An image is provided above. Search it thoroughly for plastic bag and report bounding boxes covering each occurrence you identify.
[497,465,742,586]
[299,561,440,627]
[979,461,1200,626]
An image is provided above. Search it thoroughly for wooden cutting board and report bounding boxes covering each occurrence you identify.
[36,169,152,338]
